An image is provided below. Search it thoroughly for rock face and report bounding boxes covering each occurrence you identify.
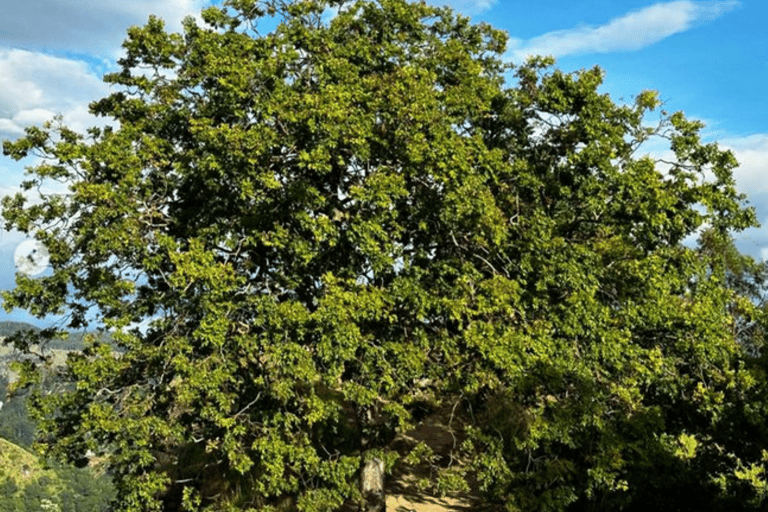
[0,343,70,384]
[0,342,28,383]
[360,457,385,512]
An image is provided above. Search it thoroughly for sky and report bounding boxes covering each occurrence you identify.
[0,0,766,327]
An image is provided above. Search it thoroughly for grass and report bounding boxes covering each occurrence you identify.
[0,436,59,487]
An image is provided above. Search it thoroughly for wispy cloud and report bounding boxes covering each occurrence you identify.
[0,0,205,59]
[325,0,496,22]
[644,130,768,260]
[0,48,109,140]
[721,134,768,195]
[433,0,497,15]
[507,1,740,62]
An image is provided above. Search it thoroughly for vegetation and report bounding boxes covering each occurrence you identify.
[0,321,114,351]
[0,414,115,512]
[0,321,41,338]
[2,0,768,511]
[0,374,36,447]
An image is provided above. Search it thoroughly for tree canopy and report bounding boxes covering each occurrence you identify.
[3,0,768,511]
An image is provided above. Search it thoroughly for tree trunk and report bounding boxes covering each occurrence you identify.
[359,456,385,512]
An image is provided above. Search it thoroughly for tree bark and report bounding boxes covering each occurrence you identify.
[359,456,385,512]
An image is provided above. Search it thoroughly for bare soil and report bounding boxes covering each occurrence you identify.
[347,401,494,512]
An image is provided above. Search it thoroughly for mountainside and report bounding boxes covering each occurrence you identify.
[0,435,61,511]
[0,321,118,383]
[0,437,114,512]
[0,323,116,512]
[0,321,40,338]
[0,320,115,349]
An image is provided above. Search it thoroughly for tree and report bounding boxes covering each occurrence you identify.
[3,0,768,510]
[48,458,116,512]
[695,227,768,355]
[0,374,37,448]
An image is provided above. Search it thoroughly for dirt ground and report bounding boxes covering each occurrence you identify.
[385,474,480,512]
[380,403,490,512]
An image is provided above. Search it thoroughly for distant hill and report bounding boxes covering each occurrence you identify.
[0,437,114,512]
[0,321,114,351]
[0,321,118,384]
[0,332,116,511]
[0,321,40,338]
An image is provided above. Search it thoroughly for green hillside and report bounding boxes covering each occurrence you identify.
[0,423,114,512]
[0,436,53,482]
[0,364,115,512]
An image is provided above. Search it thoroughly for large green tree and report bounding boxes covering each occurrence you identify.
[4,0,768,510]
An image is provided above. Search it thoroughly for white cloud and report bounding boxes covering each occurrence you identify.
[324,0,495,20]
[431,0,497,15]
[635,129,768,198]
[0,49,102,242]
[0,48,110,139]
[0,0,205,59]
[12,108,57,127]
[0,119,24,137]
[507,1,740,62]
[647,131,768,259]
[720,134,768,196]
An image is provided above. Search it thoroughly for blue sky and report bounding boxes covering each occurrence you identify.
[0,0,766,327]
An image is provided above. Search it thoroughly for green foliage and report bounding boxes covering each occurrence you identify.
[0,374,36,447]
[46,459,116,512]
[2,0,768,511]
[0,437,114,512]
